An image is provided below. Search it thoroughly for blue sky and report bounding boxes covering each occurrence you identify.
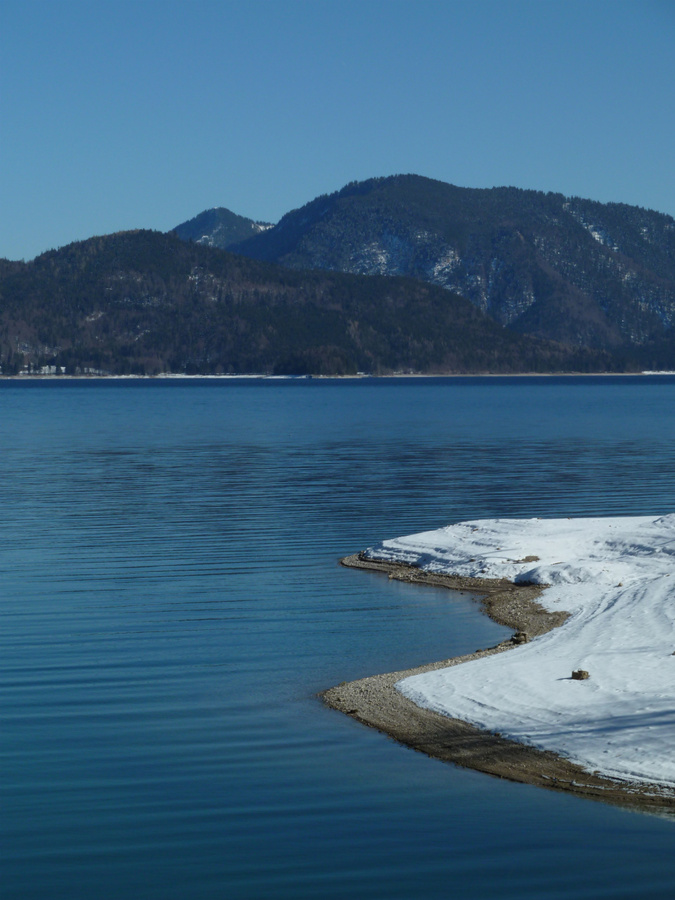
[1,0,674,261]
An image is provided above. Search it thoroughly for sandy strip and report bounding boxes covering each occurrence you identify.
[321,554,675,814]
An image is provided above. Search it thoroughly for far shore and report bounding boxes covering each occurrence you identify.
[321,554,675,815]
[2,370,675,382]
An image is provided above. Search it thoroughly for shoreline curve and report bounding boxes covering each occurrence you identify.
[320,554,675,815]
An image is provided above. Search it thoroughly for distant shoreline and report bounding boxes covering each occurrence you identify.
[2,371,675,382]
[321,554,675,814]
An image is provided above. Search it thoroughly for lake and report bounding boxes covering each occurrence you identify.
[2,376,675,899]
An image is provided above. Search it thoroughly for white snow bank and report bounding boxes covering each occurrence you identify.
[365,515,675,787]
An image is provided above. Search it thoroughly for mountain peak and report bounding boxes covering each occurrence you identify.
[172,207,273,250]
[221,176,675,352]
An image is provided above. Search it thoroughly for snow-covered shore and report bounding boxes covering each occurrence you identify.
[364,516,675,789]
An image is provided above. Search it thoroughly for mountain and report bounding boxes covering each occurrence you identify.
[0,229,616,377]
[225,175,675,354]
[172,207,272,249]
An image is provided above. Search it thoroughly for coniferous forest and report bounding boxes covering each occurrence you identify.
[2,176,674,376]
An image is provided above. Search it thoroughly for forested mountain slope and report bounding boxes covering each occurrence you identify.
[172,207,272,249]
[0,230,616,376]
[224,175,675,353]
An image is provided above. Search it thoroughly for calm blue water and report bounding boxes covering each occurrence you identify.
[2,376,675,900]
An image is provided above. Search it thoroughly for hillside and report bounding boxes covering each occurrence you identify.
[172,207,272,249]
[0,230,616,377]
[220,175,675,354]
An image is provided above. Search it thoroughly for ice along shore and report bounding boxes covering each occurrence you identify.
[322,516,675,813]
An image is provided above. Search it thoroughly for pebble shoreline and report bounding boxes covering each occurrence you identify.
[320,554,675,815]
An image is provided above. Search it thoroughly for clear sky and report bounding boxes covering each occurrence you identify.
[2,0,674,261]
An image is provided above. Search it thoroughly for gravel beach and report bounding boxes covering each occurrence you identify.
[321,554,675,814]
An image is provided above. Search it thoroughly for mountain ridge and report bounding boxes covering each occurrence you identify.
[171,207,273,249]
[0,229,615,377]
[199,174,675,353]
[1,174,673,376]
